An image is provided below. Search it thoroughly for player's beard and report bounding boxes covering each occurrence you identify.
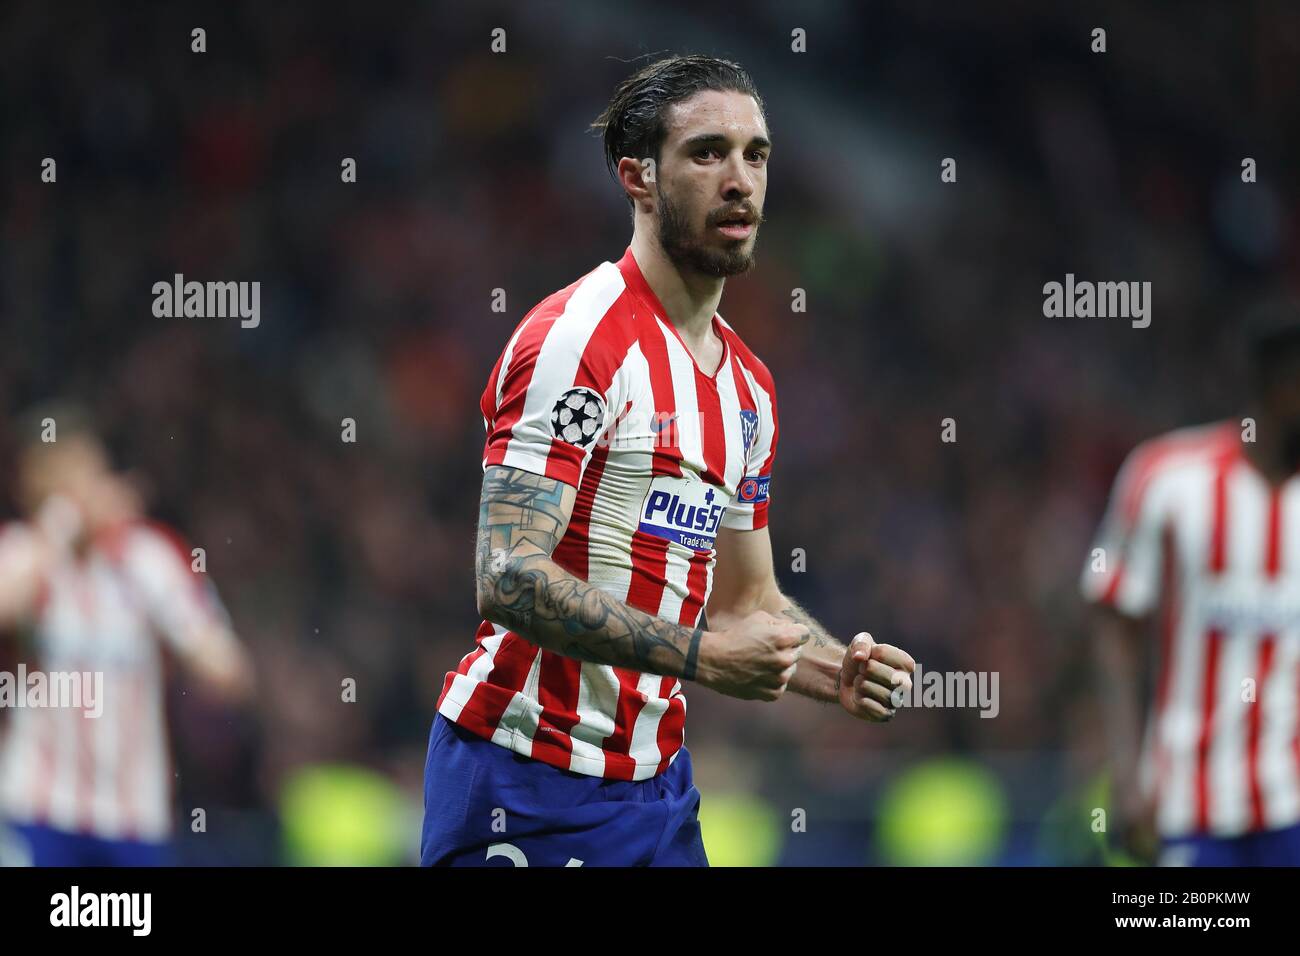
[656,182,759,279]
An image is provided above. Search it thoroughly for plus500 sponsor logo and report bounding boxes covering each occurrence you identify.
[639,476,726,551]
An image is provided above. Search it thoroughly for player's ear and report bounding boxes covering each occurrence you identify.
[617,156,656,211]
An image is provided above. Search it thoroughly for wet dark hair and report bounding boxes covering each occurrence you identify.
[591,54,765,206]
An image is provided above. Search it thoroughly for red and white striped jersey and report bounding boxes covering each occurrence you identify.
[1082,421,1300,838]
[438,246,779,780]
[0,519,229,842]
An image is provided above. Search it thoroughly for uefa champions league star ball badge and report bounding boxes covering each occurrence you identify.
[550,387,606,447]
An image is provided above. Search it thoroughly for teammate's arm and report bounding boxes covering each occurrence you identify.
[476,464,807,700]
[0,496,83,631]
[0,528,46,631]
[706,524,914,721]
[1092,603,1158,862]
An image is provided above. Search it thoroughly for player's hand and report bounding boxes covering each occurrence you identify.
[838,632,915,723]
[697,610,808,701]
[33,493,86,555]
[188,627,256,704]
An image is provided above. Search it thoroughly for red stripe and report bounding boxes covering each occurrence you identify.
[1194,629,1223,832]
[693,365,728,485]
[1247,635,1275,830]
[454,633,538,737]
[482,312,561,462]
[1101,560,1126,606]
[1209,455,1230,574]
[654,694,687,775]
[1265,485,1283,578]
[436,621,495,709]
[676,550,711,636]
[602,668,651,782]
[532,652,584,762]
[636,310,685,479]
[727,348,757,414]
[1153,526,1178,726]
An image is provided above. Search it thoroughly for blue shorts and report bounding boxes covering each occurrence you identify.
[1160,821,1300,866]
[420,713,708,867]
[11,823,170,867]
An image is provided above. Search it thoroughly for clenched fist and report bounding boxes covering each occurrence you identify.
[696,610,809,702]
[839,632,916,722]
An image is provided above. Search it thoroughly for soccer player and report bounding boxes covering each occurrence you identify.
[421,55,916,867]
[0,407,252,866]
[1082,298,1300,865]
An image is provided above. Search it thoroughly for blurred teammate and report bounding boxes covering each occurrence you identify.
[421,55,915,867]
[0,407,251,866]
[1083,298,1300,865]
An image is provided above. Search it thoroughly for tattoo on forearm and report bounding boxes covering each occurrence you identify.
[780,601,838,650]
[476,465,699,678]
[780,600,846,700]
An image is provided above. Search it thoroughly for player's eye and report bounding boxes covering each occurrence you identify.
[695,147,721,160]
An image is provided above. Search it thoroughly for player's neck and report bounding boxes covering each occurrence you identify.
[628,232,723,346]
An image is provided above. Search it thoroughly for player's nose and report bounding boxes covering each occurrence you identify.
[721,155,755,199]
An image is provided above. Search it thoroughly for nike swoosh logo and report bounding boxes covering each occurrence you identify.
[650,414,678,434]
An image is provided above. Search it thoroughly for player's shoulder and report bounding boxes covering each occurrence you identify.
[715,313,775,392]
[1113,420,1237,517]
[114,519,194,567]
[1123,420,1237,481]
[511,259,637,354]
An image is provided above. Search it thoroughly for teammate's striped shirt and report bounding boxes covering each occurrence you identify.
[1082,421,1300,838]
[438,246,779,780]
[0,519,229,842]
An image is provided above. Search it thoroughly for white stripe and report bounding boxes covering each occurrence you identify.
[714,356,747,492]
[437,627,506,723]
[655,323,704,621]
[569,662,619,775]
[626,672,671,781]
[489,646,543,751]
[501,263,626,475]
[657,319,704,469]
[1207,467,1266,832]
[1259,629,1300,827]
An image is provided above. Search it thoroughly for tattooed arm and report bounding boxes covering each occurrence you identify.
[475,465,804,699]
[707,525,915,720]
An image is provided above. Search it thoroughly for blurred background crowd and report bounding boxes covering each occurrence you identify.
[2,0,1298,864]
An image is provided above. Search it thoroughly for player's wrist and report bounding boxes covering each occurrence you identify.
[682,627,717,685]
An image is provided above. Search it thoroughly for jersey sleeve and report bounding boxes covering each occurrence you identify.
[123,524,233,655]
[481,312,623,489]
[721,372,778,532]
[1079,444,1168,618]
